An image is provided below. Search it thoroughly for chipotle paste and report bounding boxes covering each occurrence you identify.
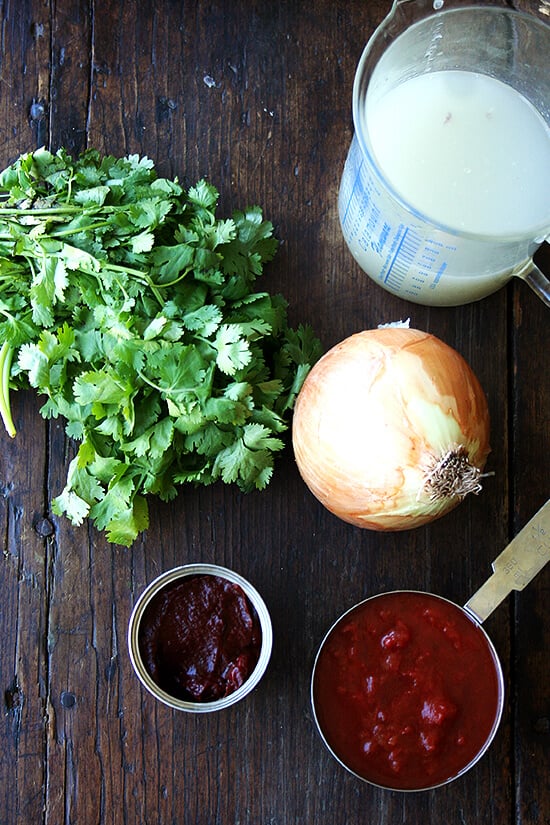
[312,591,502,790]
[138,574,262,702]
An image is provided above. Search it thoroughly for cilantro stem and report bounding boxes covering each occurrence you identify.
[0,206,83,216]
[50,220,113,238]
[148,268,192,289]
[0,341,16,437]
[137,369,196,398]
[136,371,165,393]
[65,171,75,203]
[102,262,150,279]
[102,263,165,306]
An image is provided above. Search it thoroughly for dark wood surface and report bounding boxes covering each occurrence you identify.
[1,1,549,823]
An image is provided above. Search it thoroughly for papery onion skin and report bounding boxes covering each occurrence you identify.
[291,328,491,530]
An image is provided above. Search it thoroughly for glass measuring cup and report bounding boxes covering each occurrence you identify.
[311,498,550,791]
[339,0,550,306]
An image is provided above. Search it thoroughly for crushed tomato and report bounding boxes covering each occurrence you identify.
[312,591,502,790]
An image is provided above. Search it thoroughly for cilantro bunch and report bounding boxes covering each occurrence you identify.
[0,147,321,545]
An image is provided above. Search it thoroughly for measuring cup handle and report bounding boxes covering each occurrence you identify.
[515,257,550,308]
[464,499,550,624]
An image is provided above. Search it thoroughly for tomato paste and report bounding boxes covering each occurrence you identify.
[312,591,502,790]
[138,574,262,702]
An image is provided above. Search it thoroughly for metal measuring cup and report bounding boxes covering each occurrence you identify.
[311,499,550,791]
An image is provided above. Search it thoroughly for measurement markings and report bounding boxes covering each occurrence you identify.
[384,227,422,290]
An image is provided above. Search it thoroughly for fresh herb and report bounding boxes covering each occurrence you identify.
[0,147,321,545]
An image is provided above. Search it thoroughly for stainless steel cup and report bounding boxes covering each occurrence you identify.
[311,590,505,791]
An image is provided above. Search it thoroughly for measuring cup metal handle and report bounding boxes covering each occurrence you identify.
[516,259,550,308]
[464,499,550,624]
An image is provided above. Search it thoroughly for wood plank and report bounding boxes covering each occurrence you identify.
[0,391,50,825]
[0,3,52,822]
[38,3,107,823]
[511,242,550,825]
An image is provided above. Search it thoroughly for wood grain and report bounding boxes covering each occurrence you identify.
[0,1,548,823]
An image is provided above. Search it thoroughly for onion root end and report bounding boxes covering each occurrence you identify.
[423,446,487,502]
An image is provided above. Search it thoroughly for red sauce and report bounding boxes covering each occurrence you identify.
[312,591,502,790]
[138,574,262,702]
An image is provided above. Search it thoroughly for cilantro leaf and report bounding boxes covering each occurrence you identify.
[212,423,283,492]
[214,324,251,375]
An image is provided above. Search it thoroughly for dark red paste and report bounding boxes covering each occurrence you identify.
[138,574,262,702]
[312,591,502,790]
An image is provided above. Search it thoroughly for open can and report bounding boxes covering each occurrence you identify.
[128,563,273,712]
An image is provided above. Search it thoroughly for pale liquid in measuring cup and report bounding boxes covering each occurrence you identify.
[341,69,550,304]
[365,70,550,236]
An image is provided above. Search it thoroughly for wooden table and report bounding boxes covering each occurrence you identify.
[1,1,549,823]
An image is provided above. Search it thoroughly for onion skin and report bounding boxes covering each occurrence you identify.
[291,328,491,530]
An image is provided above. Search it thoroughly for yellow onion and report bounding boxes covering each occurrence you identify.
[292,327,491,530]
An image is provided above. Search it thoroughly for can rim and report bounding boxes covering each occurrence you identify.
[128,563,273,712]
